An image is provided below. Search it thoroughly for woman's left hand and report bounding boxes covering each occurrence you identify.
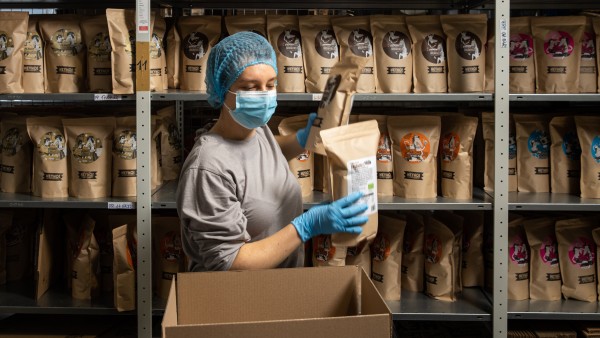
[296,112,317,148]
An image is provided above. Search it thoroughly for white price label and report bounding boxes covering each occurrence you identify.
[108,201,135,210]
[347,156,378,216]
[312,93,323,101]
[500,19,508,49]
[94,94,122,101]
[137,0,150,33]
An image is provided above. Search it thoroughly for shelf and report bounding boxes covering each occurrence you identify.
[152,180,178,209]
[509,0,600,9]
[508,299,600,320]
[0,93,134,102]
[510,94,600,102]
[509,192,600,211]
[387,288,492,321]
[0,191,136,209]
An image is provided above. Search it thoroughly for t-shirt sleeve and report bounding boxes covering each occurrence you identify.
[177,167,249,271]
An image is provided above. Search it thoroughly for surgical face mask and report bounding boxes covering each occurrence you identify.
[224,90,278,130]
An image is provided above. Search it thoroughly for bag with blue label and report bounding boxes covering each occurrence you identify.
[549,116,581,194]
[514,114,550,193]
[575,116,600,198]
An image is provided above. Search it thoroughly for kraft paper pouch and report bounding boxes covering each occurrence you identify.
[112,222,136,312]
[531,16,586,93]
[321,120,379,247]
[26,116,69,198]
[305,55,364,155]
[312,235,347,267]
[63,117,115,198]
[482,112,495,192]
[370,15,413,93]
[177,15,221,91]
[152,116,163,191]
[388,115,441,199]
[225,15,266,37]
[332,16,375,93]
[166,24,180,89]
[0,12,28,94]
[549,116,581,194]
[441,14,487,93]
[278,115,314,196]
[153,216,185,300]
[406,15,447,93]
[157,106,182,181]
[299,15,339,93]
[150,17,166,92]
[23,15,44,93]
[456,210,484,287]
[267,15,305,93]
[580,17,597,93]
[358,115,393,197]
[508,216,529,300]
[65,213,100,300]
[595,17,600,92]
[1,117,32,193]
[510,17,536,93]
[112,116,137,197]
[574,116,600,199]
[346,240,371,277]
[371,213,406,301]
[556,217,597,302]
[401,211,425,292]
[514,114,550,193]
[91,211,113,294]
[39,15,86,93]
[81,15,112,92]
[524,217,562,301]
[434,210,464,293]
[0,211,12,285]
[484,19,495,93]
[440,115,478,199]
[6,210,35,282]
[592,228,600,301]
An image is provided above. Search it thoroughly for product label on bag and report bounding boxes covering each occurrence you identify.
[347,156,377,216]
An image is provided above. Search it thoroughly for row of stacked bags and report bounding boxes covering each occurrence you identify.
[0,105,181,198]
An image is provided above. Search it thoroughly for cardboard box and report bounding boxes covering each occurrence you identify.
[162,266,392,338]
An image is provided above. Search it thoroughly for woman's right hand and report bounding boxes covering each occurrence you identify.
[291,192,368,243]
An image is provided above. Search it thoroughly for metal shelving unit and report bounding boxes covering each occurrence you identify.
[509,193,600,211]
[0,192,136,209]
[508,300,600,320]
[510,94,600,102]
[0,93,135,102]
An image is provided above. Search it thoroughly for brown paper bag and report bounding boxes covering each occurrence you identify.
[0,12,28,94]
[298,15,339,93]
[523,217,562,301]
[81,15,112,93]
[225,15,266,37]
[371,213,406,301]
[435,210,464,293]
[549,116,581,194]
[112,116,137,197]
[531,16,586,93]
[580,17,597,93]
[441,14,487,93]
[152,116,163,191]
[267,15,305,93]
[153,216,185,300]
[278,115,314,196]
[592,227,600,302]
[321,120,379,247]
[370,15,412,93]
[112,222,136,312]
[508,216,529,300]
[177,16,221,92]
[401,211,425,292]
[0,211,12,285]
[594,18,600,92]
[482,112,495,192]
[358,115,393,197]
[150,17,166,92]
[1,117,32,193]
[456,211,484,287]
[312,235,347,267]
[91,211,113,294]
[63,117,115,198]
[510,17,536,93]
[66,213,100,300]
[23,15,44,93]
[346,239,371,276]
[26,116,69,198]
[514,114,550,193]
[574,116,600,198]
[157,106,182,181]
[406,15,447,93]
[166,24,180,89]
[388,116,441,199]
[484,19,495,93]
[6,210,35,282]
[332,16,376,93]
[440,115,478,199]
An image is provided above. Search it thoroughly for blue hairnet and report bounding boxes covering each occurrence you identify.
[205,32,278,109]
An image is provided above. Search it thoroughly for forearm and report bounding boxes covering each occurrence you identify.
[275,133,305,161]
[230,223,303,270]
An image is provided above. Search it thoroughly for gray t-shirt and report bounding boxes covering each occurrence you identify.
[177,125,304,271]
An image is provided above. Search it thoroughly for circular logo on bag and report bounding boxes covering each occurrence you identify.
[2,128,23,157]
[421,34,446,64]
[372,235,390,262]
[150,33,163,59]
[509,134,517,160]
[277,29,302,59]
[319,74,341,109]
[88,32,111,62]
[38,131,66,161]
[544,31,574,59]
[314,235,335,262]
[161,231,183,262]
[168,123,182,150]
[455,31,482,60]
[382,31,411,59]
[377,133,392,163]
[562,131,581,161]
[126,30,136,56]
[0,31,15,61]
[591,136,600,163]
[400,132,431,163]
[510,33,534,60]
[441,132,461,163]
[50,28,83,57]
[424,234,442,264]
[24,31,43,61]
[540,235,559,266]
[568,237,596,268]
[73,133,103,163]
[183,32,209,60]
[114,130,137,160]
[527,130,550,159]
[582,31,596,60]
[296,149,310,162]
[348,28,373,58]
[509,235,528,265]
[315,29,338,59]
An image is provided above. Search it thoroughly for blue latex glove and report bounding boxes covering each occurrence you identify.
[296,112,318,148]
[292,192,369,243]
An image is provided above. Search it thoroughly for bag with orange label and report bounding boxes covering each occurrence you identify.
[440,115,478,199]
[312,235,346,267]
[153,216,186,300]
[371,213,406,301]
[112,216,137,312]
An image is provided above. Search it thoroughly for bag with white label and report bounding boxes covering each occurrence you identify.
[508,216,529,300]
[278,115,314,196]
[580,17,597,93]
[510,17,536,93]
[514,114,551,193]
[406,15,447,93]
[81,15,112,93]
[23,15,44,93]
[440,115,478,199]
[267,15,305,93]
[0,12,28,94]
[371,213,406,301]
[298,15,339,93]
[401,211,425,292]
[549,116,581,194]
[321,120,380,247]
[1,117,32,193]
[153,216,186,300]
[358,115,393,197]
[574,116,600,199]
[312,234,347,267]
[524,217,562,301]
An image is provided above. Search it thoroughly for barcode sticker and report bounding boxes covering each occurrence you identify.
[107,202,135,209]
[94,94,122,101]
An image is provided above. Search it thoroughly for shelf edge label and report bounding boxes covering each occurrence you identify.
[94,94,122,101]
[108,201,135,210]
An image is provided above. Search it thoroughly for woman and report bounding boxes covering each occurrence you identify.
[177,32,367,272]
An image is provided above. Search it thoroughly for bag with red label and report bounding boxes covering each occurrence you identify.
[153,216,186,300]
[524,217,562,301]
[508,216,529,300]
[509,17,536,93]
[579,17,597,93]
[371,213,406,301]
[592,227,600,301]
